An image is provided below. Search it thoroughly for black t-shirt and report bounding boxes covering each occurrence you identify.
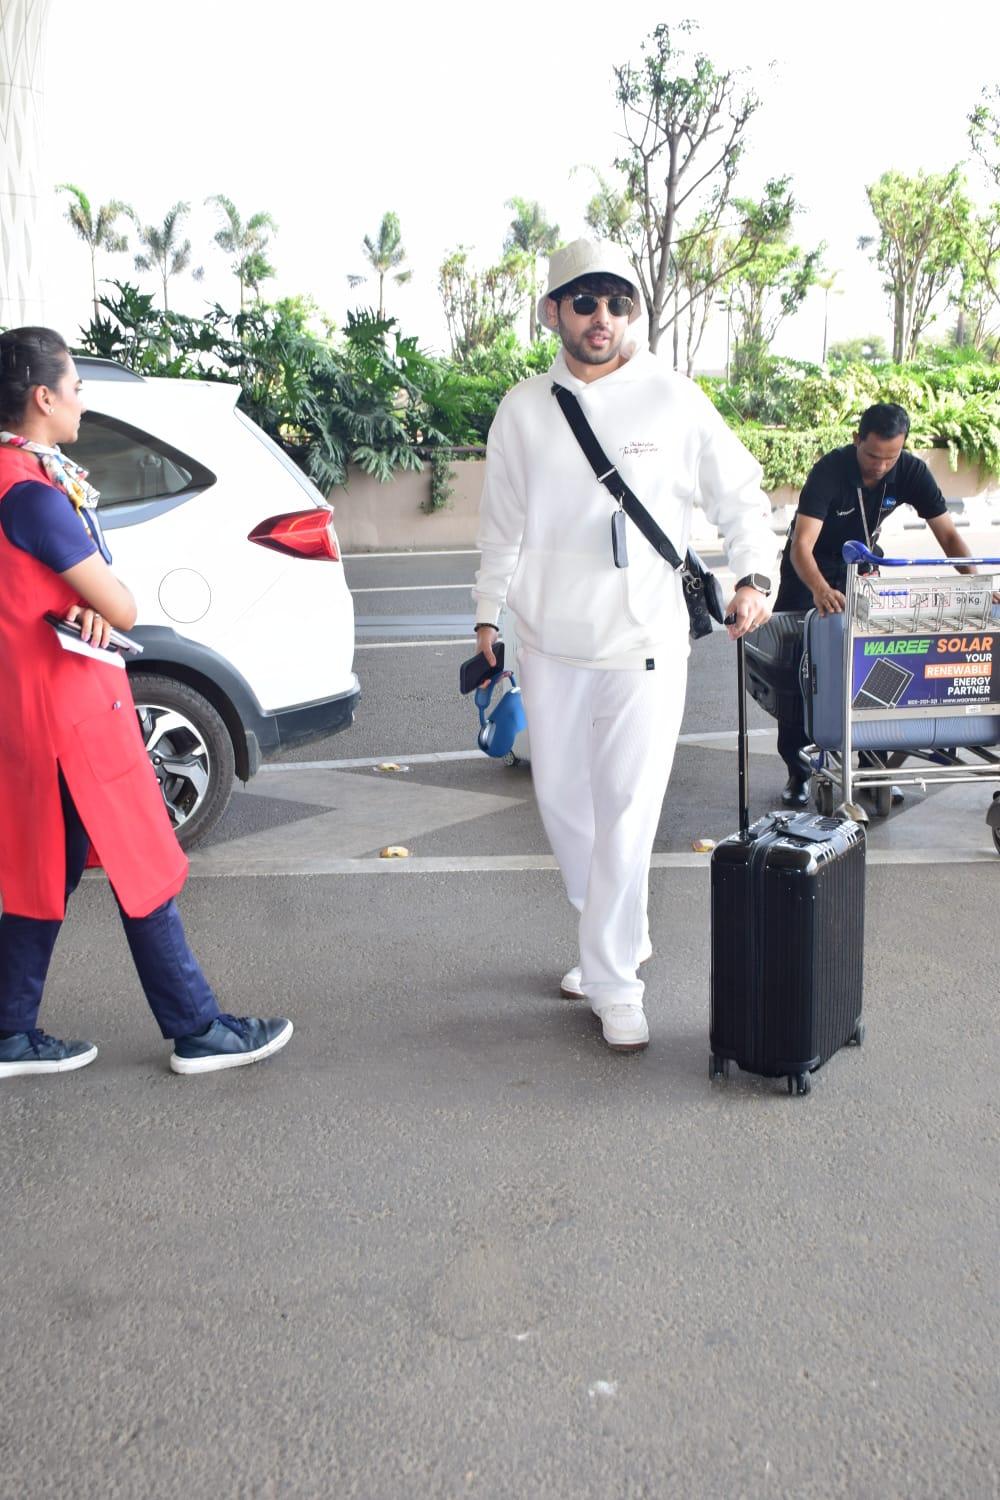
[777,445,947,605]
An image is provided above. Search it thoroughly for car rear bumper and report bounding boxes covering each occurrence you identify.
[256,678,361,757]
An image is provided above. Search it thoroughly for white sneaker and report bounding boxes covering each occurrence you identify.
[560,965,584,999]
[595,1004,649,1053]
[559,945,653,1000]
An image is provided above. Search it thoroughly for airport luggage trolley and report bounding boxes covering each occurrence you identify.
[803,540,1000,853]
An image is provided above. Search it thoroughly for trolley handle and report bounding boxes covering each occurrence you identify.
[842,541,1000,569]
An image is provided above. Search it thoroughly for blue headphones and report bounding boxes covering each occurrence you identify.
[475,671,527,758]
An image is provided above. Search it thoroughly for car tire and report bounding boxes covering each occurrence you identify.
[129,672,236,849]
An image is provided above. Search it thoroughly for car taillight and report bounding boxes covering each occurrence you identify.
[248,508,341,561]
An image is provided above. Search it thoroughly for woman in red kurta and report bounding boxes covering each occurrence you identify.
[0,327,293,1077]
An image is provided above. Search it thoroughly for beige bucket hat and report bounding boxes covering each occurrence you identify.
[537,238,644,330]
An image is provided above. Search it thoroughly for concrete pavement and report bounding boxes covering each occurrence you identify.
[2,861,998,1499]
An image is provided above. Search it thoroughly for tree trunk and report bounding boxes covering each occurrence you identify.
[672,284,680,370]
[91,253,99,326]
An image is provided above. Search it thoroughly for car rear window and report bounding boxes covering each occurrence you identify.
[66,412,215,507]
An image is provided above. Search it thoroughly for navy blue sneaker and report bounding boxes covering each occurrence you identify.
[0,1028,98,1078]
[169,1014,293,1075]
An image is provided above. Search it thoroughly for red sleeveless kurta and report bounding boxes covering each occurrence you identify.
[0,447,188,919]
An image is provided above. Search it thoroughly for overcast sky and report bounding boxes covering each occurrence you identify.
[36,0,1000,368]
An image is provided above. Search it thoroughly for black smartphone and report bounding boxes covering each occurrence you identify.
[459,641,504,694]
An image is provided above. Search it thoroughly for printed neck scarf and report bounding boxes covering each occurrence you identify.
[0,432,100,512]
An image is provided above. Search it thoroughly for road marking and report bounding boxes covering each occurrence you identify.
[343,549,481,559]
[261,750,481,771]
[262,731,773,772]
[355,638,471,649]
[187,847,998,877]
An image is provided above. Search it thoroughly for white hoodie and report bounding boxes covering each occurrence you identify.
[474,347,778,668]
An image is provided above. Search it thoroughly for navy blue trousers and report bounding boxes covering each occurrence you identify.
[0,776,220,1040]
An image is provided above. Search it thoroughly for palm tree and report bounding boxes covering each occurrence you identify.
[56,184,133,323]
[348,211,411,319]
[131,201,201,312]
[206,194,278,311]
[816,269,843,363]
[505,198,560,341]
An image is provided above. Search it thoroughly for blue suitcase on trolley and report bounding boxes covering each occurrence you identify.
[709,637,866,1095]
[803,608,1000,754]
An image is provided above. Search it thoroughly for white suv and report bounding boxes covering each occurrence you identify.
[67,358,360,846]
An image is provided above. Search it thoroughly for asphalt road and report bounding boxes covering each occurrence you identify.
[3,544,999,1500]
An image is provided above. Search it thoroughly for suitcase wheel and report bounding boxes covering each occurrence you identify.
[814,779,835,817]
[709,1053,730,1080]
[849,1022,866,1047]
[787,1072,812,1096]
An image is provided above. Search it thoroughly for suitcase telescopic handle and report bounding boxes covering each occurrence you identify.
[730,618,750,838]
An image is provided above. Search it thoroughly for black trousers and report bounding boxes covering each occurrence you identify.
[773,570,812,778]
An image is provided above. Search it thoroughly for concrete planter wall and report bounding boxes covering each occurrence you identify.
[329,459,485,553]
[330,450,995,554]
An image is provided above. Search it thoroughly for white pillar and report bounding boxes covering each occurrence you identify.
[0,0,54,327]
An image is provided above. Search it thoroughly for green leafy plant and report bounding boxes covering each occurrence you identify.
[424,451,456,513]
[737,424,852,490]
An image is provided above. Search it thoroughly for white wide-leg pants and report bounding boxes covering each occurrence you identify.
[517,646,688,1011]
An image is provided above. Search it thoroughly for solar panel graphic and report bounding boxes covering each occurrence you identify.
[852,657,914,710]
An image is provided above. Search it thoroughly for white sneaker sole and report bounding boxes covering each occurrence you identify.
[169,1020,293,1075]
[603,1032,649,1054]
[0,1044,98,1078]
[591,1009,649,1053]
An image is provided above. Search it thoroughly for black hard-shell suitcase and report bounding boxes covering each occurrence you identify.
[709,637,867,1095]
[742,610,806,723]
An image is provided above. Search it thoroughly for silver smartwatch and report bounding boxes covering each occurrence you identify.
[734,573,771,596]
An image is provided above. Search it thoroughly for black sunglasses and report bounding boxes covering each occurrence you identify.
[563,292,634,318]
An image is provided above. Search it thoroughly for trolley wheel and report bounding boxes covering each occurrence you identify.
[709,1054,730,1080]
[814,780,835,816]
[873,784,892,819]
[503,751,521,768]
[850,1022,866,1047]
[788,1072,811,1096]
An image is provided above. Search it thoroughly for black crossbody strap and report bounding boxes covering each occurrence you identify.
[551,382,684,571]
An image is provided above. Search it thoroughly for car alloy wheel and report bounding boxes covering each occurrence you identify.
[128,672,236,848]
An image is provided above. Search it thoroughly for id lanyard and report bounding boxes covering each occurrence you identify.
[855,482,886,552]
[80,505,112,563]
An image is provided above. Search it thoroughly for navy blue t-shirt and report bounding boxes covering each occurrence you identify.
[0,480,102,572]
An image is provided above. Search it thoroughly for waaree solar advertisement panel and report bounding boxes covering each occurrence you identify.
[851,630,998,710]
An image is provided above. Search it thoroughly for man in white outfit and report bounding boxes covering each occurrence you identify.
[473,240,777,1052]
